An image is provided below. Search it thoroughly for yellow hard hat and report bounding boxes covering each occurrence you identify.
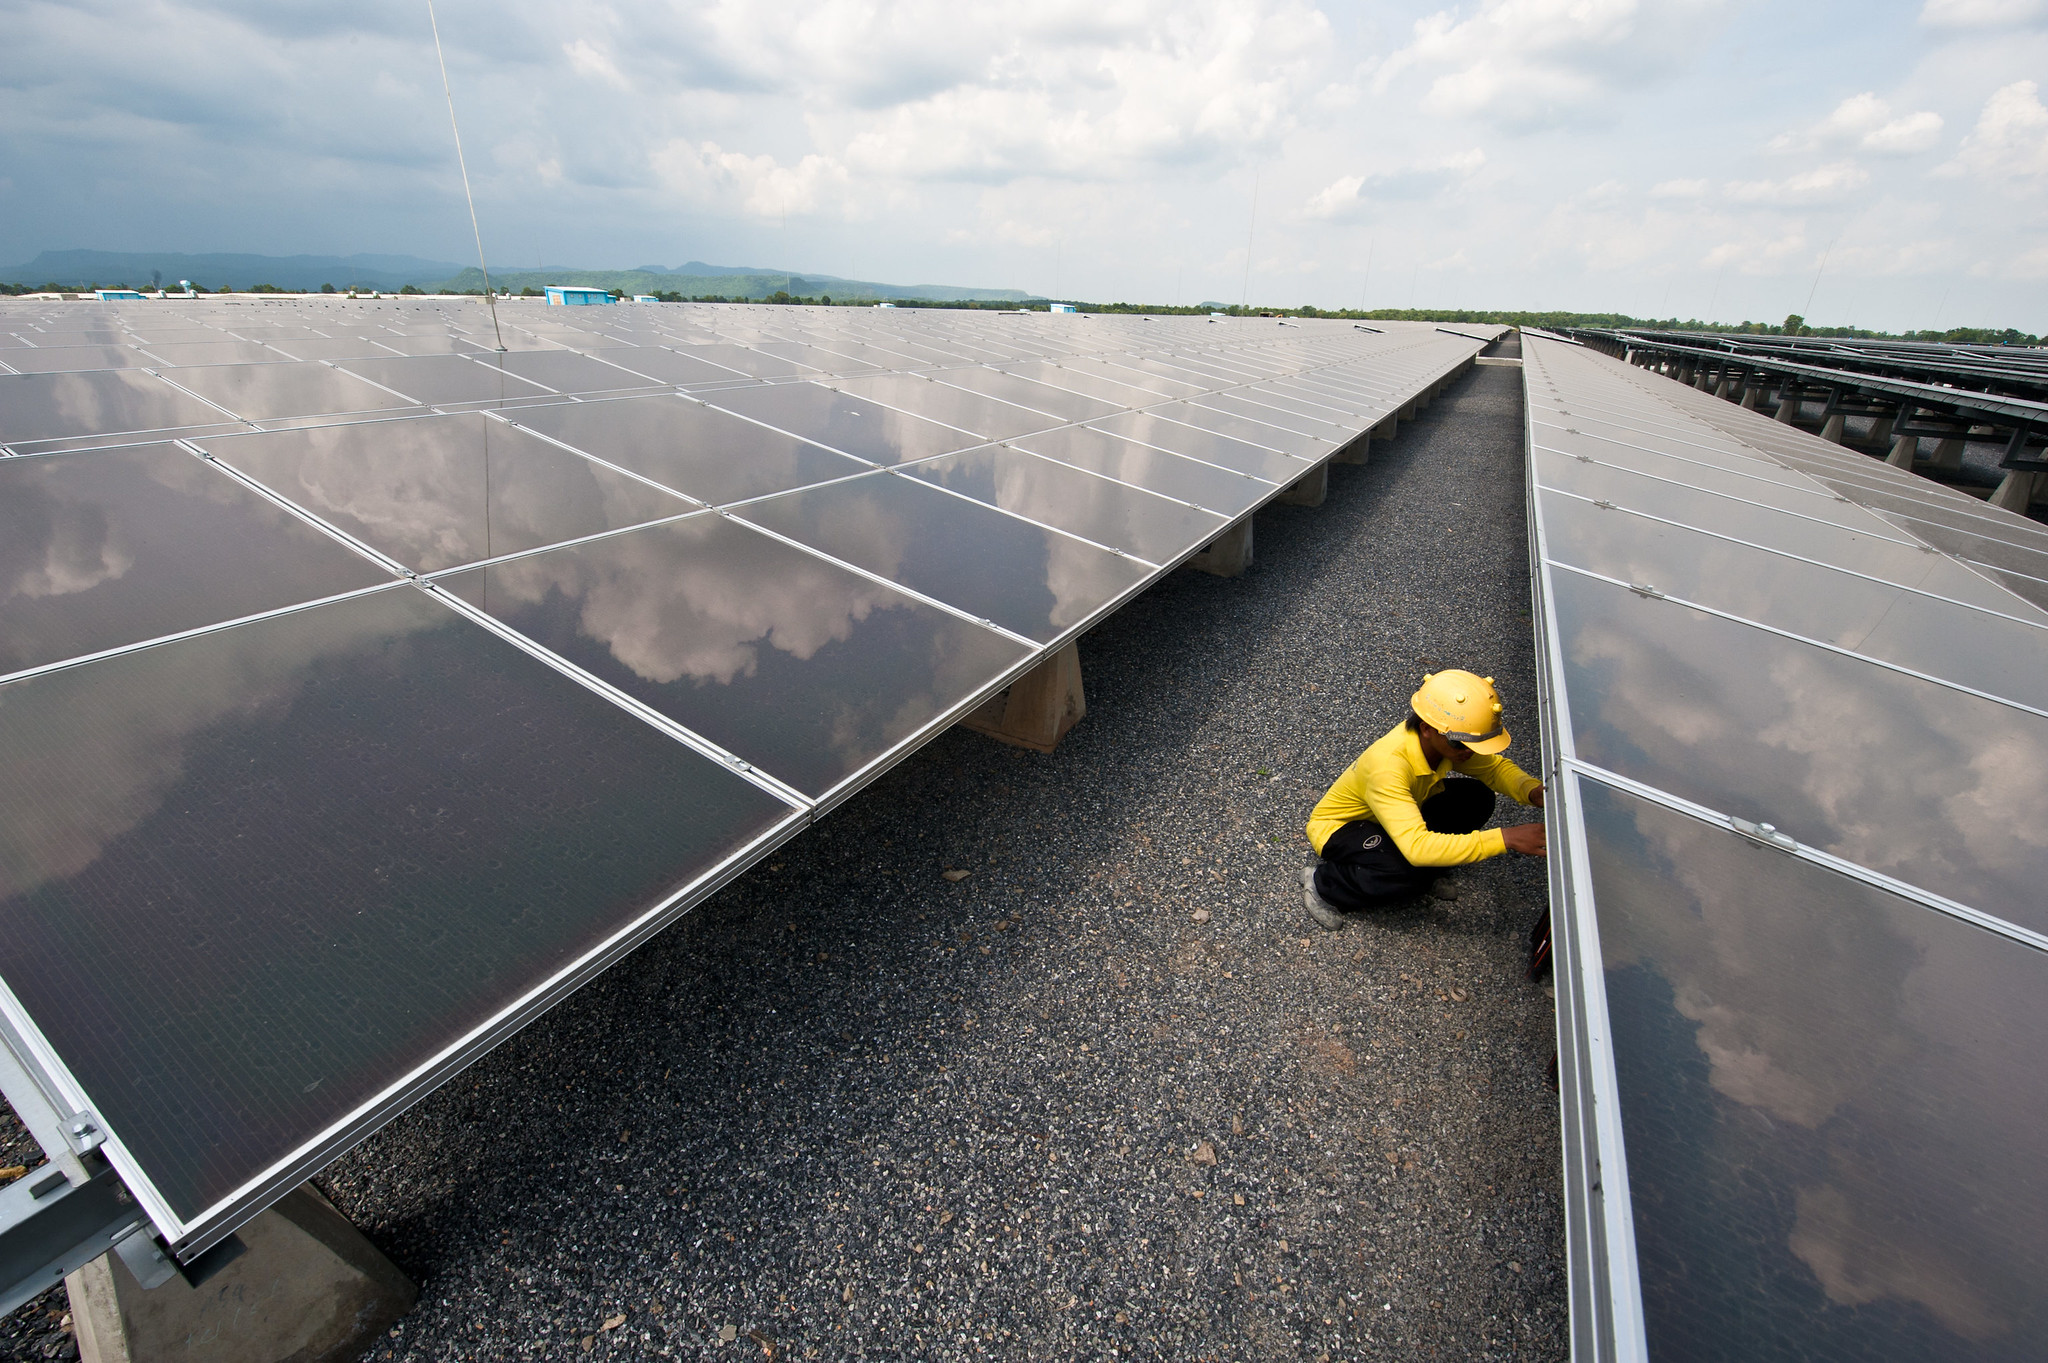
[1410,669,1511,754]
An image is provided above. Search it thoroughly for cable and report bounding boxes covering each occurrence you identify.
[427,0,506,352]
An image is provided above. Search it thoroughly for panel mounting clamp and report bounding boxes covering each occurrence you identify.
[62,1111,106,1156]
[1730,817,1797,852]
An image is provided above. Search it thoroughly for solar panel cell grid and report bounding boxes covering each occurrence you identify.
[0,368,238,446]
[1009,426,1272,516]
[832,373,1065,440]
[732,469,1152,642]
[440,515,1031,798]
[1526,334,2048,1360]
[898,445,1228,565]
[0,444,396,675]
[0,299,1483,1254]
[196,414,695,572]
[1577,776,2048,1363]
[700,382,976,465]
[507,394,874,505]
[0,584,796,1224]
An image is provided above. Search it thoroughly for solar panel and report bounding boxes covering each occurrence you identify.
[1524,334,2048,1361]
[0,298,1486,1260]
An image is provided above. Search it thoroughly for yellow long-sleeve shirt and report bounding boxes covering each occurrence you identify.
[1306,721,1541,865]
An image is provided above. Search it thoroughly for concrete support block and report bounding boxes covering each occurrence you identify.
[1867,413,1895,449]
[1695,370,1712,391]
[1820,414,1846,444]
[1930,436,1967,470]
[1278,462,1328,507]
[1740,384,1761,410]
[1713,376,1731,399]
[1887,434,1919,468]
[1989,470,2043,514]
[1332,432,1372,464]
[1399,401,1418,421]
[1186,515,1254,578]
[68,1185,414,1363]
[1775,390,1801,423]
[960,641,1086,753]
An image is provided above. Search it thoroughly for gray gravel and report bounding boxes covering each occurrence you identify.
[25,346,1567,1362]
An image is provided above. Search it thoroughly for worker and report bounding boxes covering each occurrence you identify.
[1300,669,1545,930]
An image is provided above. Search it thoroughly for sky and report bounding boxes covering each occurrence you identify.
[4,0,2048,330]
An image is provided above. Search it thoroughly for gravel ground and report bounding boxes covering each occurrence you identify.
[13,343,1567,1362]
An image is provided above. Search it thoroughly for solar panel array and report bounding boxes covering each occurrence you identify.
[1523,334,2048,1362]
[0,298,1494,1258]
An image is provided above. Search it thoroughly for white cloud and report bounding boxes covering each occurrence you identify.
[1703,228,1810,272]
[1725,160,1871,204]
[1769,92,1944,156]
[1304,174,1367,220]
[1864,109,1945,153]
[825,2,1332,183]
[1919,0,2048,27]
[5,1,2048,329]
[651,139,853,218]
[1650,178,1710,198]
[1301,148,1485,221]
[1377,0,1733,129]
[1940,79,2048,180]
[563,38,629,91]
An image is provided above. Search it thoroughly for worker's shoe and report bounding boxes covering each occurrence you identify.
[1428,875,1465,902]
[1301,866,1350,932]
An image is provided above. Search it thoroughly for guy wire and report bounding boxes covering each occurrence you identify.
[427,0,506,352]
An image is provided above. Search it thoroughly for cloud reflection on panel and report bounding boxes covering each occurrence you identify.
[0,369,239,447]
[900,446,1226,566]
[0,584,426,903]
[1551,569,2048,933]
[732,470,1150,644]
[507,395,875,506]
[440,516,1030,797]
[1580,779,2047,1357]
[0,587,793,1219]
[1536,496,2048,711]
[0,444,394,675]
[197,414,693,572]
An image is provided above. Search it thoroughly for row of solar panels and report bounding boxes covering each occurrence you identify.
[0,303,1500,1263]
[1523,335,2047,1361]
[1581,328,2048,396]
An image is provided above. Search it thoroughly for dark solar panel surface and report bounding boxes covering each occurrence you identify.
[1525,335,2048,1361]
[0,585,792,1221]
[0,297,1485,1252]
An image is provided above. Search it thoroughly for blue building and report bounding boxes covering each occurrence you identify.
[95,289,146,300]
[545,286,614,306]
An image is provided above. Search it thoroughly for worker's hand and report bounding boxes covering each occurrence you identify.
[1502,821,1547,856]
[1530,783,1546,808]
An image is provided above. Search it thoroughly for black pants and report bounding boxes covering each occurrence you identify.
[1313,778,1496,912]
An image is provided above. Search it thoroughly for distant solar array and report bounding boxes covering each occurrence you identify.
[1576,327,2048,397]
[0,298,1495,1264]
[1523,335,2048,1361]
[1566,328,2048,487]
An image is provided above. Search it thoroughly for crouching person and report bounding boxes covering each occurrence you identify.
[1301,669,1545,930]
